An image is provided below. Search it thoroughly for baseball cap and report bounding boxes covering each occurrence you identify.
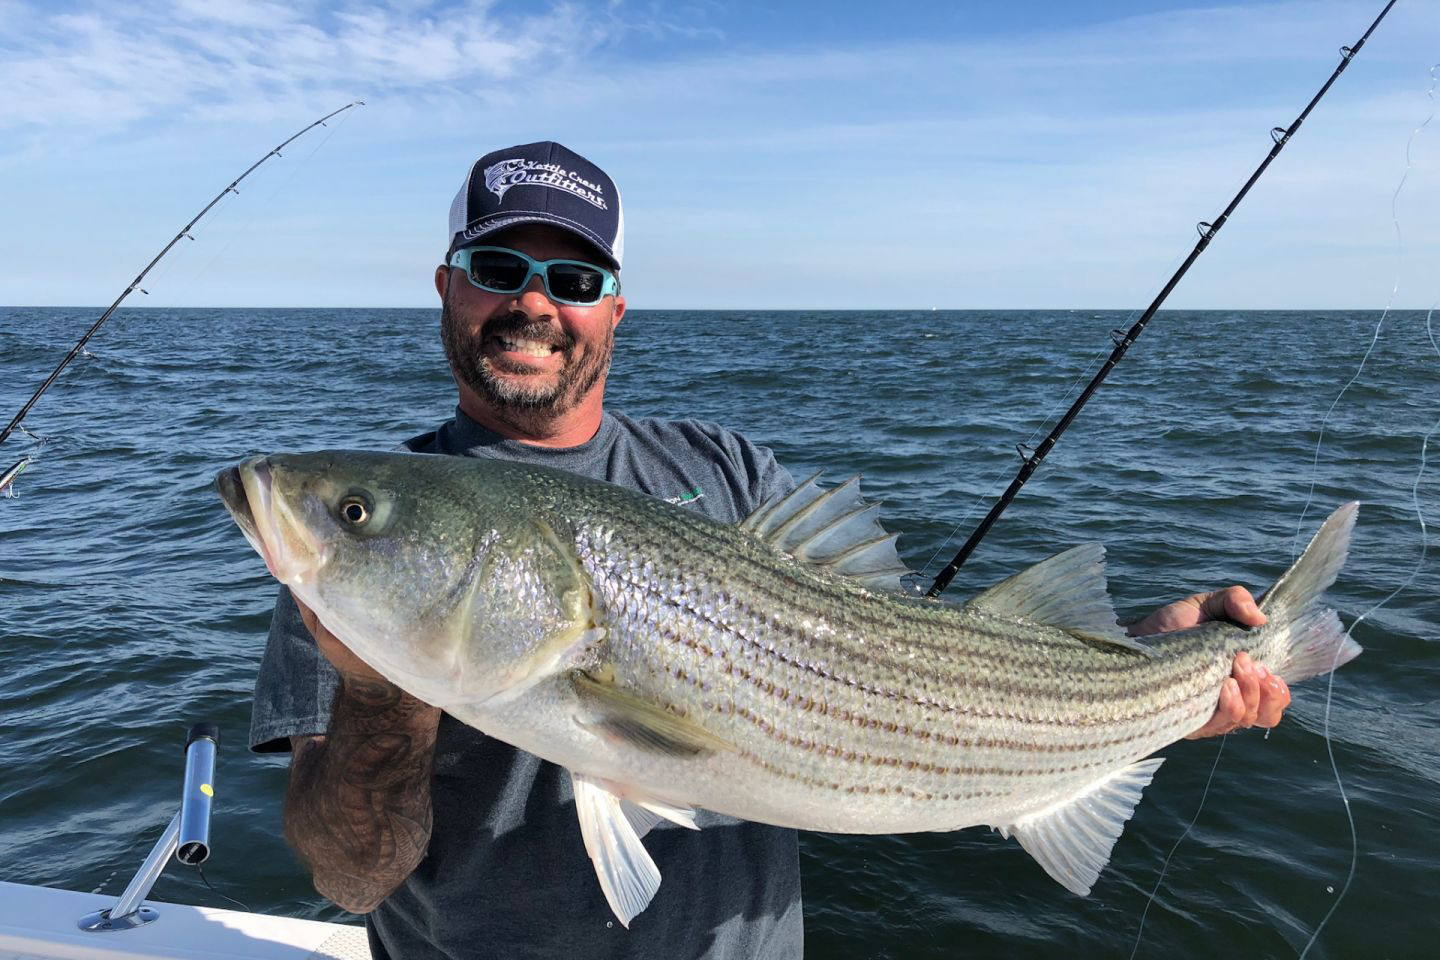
[447,141,624,269]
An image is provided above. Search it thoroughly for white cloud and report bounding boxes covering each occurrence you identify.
[0,0,618,137]
[3,0,1437,308]
[167,0,308,28]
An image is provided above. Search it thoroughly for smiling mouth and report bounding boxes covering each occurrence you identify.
[495,336,561,358]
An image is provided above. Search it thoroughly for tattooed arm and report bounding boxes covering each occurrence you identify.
[283,600,442,913]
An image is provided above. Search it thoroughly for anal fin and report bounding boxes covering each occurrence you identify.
[998,757,1164,895]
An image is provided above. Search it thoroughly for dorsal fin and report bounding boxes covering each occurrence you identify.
[742,473,912,591]
[965,543,1153,656]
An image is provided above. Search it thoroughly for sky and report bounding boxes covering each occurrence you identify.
[2,0,1438,309]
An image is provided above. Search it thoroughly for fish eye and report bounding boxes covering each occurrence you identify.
[338,494,372,526]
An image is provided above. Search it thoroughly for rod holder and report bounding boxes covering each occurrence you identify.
[78,723,221,933]
[178,723,219,865]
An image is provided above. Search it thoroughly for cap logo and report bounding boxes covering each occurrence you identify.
[483,157,608,210]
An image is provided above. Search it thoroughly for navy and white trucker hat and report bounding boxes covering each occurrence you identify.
[447,141,624,269]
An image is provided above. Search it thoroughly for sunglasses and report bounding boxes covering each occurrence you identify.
[449,246,619,306]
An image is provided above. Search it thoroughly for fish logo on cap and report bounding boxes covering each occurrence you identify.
[483,157,608,210]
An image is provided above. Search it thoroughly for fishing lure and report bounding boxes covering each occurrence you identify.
[926,0,1398,597]
[0,102,365,453]
[0,456,31,498]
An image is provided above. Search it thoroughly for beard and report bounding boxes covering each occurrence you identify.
[441,297,614,422]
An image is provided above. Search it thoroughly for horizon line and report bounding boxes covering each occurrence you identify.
[1,304,1426,313]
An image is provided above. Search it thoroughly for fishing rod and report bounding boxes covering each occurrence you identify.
[0,101,365,451]
[925,0,1398,598]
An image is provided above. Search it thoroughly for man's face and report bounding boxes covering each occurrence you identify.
[437,224,624,423]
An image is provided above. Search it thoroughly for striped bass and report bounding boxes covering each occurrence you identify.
[216,450,1361,925]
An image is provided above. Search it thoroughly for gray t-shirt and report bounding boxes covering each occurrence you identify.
[250,408,803,960]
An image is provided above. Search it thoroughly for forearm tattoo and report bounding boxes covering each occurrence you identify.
[285,676,441,913]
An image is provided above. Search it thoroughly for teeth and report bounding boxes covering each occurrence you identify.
[499,337,557,358]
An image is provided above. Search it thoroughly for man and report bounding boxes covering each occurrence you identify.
[250,141,1291,959]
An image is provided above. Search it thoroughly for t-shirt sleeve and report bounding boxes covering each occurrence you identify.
[735,435,795,514]
[249,586,339,753]
[694,421,794,516]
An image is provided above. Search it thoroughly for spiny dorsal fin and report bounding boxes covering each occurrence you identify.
[966,543,1154,656]
[742,473,912,591]
[998,757,1164,895]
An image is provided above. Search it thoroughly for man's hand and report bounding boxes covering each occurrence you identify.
[294,598,387,683]
[1127,586,1292,740]
[285,595,441,913]
[1125,585,1267,637]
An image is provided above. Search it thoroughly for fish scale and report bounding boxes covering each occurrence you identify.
[577,515,1238,826]
[216,450,1362,925]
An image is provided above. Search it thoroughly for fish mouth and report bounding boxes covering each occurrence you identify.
[216,463,256,538]
[215,456,328,585]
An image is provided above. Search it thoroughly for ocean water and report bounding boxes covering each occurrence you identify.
[0,306,1436,959]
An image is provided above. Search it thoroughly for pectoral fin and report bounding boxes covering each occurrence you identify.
[572,670,737,758]
[998,757,1164,895]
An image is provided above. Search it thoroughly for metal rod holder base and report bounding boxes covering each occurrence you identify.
[78,812,179,932]
[77,906,160,932]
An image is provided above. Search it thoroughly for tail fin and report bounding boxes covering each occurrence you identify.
[1258,502,1362,683]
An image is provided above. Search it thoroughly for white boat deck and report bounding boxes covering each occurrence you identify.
[0,882,370,960]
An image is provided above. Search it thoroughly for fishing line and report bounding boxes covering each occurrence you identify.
[1284,61,1440,955]
[1292,61,1438,556]
[1298,405,1434,957]
[1127,735,1228,960]
[18,105,360,443]
[0,101,365,452]
[124,102,358,306]
[16,424,46,445]
[123,188,242,303]
[160,105,361,308]
[925,0,1399,598]
[1289,62,1440,957]
[190,862,254,914]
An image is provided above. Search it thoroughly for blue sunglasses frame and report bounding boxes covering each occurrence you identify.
[449,246,619,306]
